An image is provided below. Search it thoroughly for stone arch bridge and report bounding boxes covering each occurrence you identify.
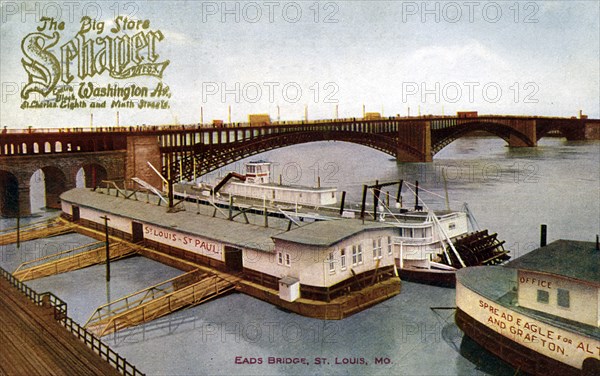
[1,115,597,216]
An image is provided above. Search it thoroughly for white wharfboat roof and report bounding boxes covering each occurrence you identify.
[61,188,401,252]
[272,219,394,247]
[61,188,282,252]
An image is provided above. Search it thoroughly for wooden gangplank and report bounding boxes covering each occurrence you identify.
[85,269,239,337]
[0,218,75,246]
[13,241,137,282]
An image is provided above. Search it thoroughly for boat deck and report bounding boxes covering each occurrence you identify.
[0,276,122,376]
[173,183,460,223]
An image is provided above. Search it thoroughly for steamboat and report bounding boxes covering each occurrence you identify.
[174,161,510,287]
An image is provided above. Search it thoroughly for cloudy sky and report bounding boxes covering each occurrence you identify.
[1,1,598,128]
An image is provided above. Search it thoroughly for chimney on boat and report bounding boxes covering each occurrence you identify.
[540,224,547,247]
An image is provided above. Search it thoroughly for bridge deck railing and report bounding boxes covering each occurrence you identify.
[1,114,585,134]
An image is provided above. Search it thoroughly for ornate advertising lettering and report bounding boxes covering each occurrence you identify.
[143,224,223,261]
[457,284,600,370]
[20,15,170,110]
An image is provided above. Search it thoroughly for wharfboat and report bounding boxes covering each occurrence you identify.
[60,182,402,321]
[455,239,600,375]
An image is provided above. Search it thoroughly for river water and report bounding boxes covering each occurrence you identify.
[1,137,598,375]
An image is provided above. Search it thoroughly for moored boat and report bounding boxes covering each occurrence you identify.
[455,239,600,375]
[362,179,509,287]
[175,160,338,209]
[174,164,510,287]
[393,209,510,287]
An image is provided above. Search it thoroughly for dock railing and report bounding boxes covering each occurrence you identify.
[0,265,145,376]
[12,240,105,275]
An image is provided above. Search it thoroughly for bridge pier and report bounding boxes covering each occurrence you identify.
[17,185,32,216]
[0,173,27,217]
[396,120,432,162]
[585,121,600,140]
[396,147,432,162]
[507,119,537,147]
[508,133,536,147]
[126,136,163,189]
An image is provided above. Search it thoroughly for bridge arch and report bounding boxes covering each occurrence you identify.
[0,170,19,217]
[431,120,534,155]
[76,163,108,188]
[535,120,586,141]
[176,130,403,180]
[30,166,68,210]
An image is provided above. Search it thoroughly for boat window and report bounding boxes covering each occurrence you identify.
[352,244,363,265]
[372,238,382,259]
[328,252,335,273]
[340,249,346,270]
[357,244,363,264]
[414,228,423,238]
[557,289,570,308]
[537,290,549,304]
[449,223,456,230]
[387,236,393,255]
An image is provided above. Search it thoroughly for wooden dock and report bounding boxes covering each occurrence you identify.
[0,218,74,246]
[13,241,137,282]
[0,275,123,376]
[85,269,239,337]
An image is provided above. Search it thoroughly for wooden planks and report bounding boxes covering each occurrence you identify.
[13,242,136,282]
[0,277,121,376]
[0,219,74,246]
[86,273,239,337]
